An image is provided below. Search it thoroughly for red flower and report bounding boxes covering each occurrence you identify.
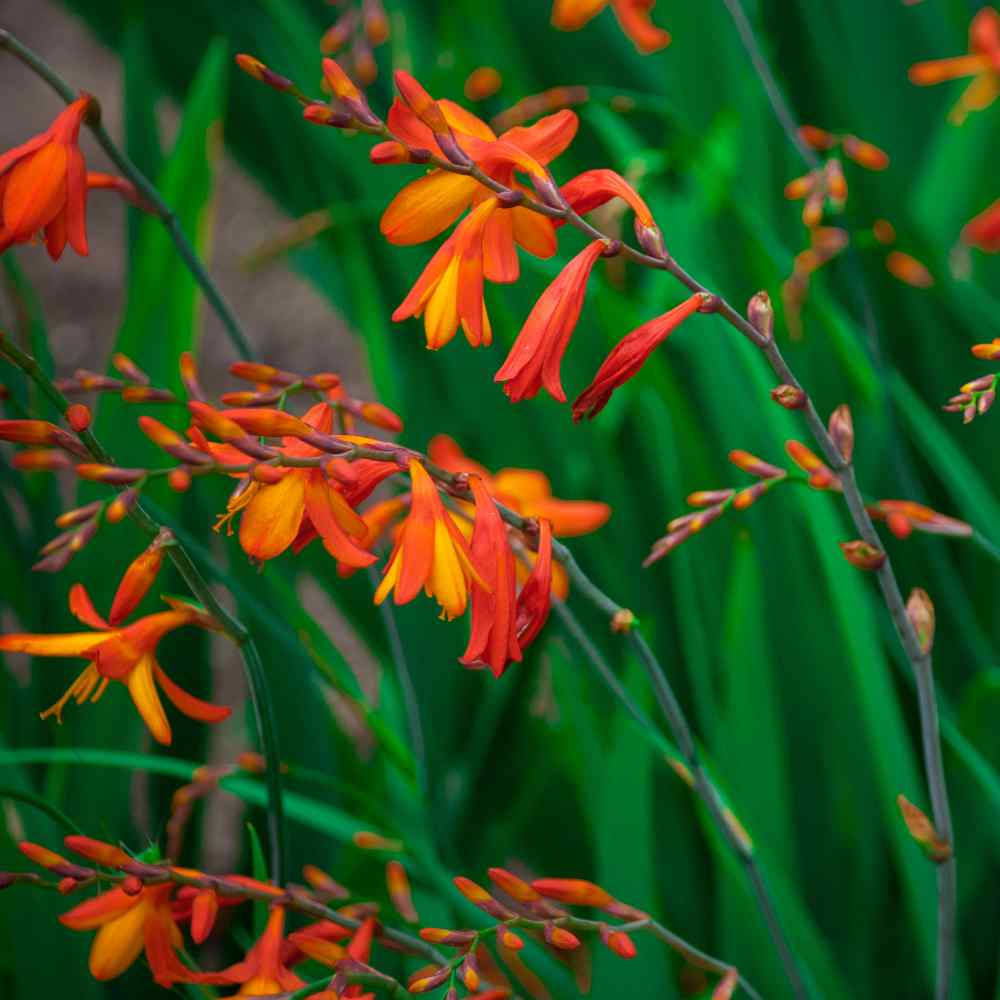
[514,518,554,650]
[495,240,606,402]
[461,476,522,677]
[0,96,93,259]
[573,294,707,420]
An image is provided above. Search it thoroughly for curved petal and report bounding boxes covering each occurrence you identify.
[2,143,69,238]
[380,172,479,245]
[526,497,612,537]
[611,0,672,53]
[154,662,231,724]
[439,99,497,141]
[500,110,579,166]
[60,887,138,931]
[483,209,520,283]
[64,146,89,256]
[68,583,110,630]
[0,631,107,658]
[127,654,172,745]
[552,0,608,30]
[494,468,552,504]
[43,206,69,261]
[89,899,148,980]
[0,132,49,180]
[511,205,557,259]
[303,473,376,568]
[238,471,307,562]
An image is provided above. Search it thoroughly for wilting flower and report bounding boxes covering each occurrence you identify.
[374,459,486,619]
[495,240,607,402]
[0,545,229,745]
[374,72,575,279]
[60,882,190,984]
[0,95,96,260]
[909,7,1000,124]
[461,476,522,677]
[551,0,672,53]
[392,198,496,348]
[204,402,382,567]
[962,196,1000,252]
[572,293,707,420]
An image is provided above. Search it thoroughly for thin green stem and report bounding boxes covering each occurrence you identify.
[0,30,254,361]
[0,333,285,885]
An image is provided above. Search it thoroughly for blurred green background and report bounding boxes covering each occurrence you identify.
[1,1,999,997]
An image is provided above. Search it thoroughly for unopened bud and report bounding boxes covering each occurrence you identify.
[634,220,666,259]
[897,794,951,863]
[496,187,525,208]
[303,103,354,128]
[229,362,297,386]
[827,404,854,463]
[543,922,581,950]
[66,403,91,432]
[599,923,637,958]
[75,464,145,485]
[747,292,773,343]
[111,352,149,385]
[532,877,615,908]
[728,449,785,479]
[840,540,886,571]
[168,467,192,492]
[771,384,806,409]
[906,588,935,655]
[106,488,139,524]
[234,54,297,94]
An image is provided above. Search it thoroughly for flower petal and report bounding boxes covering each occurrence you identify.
[0,631,108,657]
[89,899,148,980]
[380,172,479,245]
[500,110,579,166]
[68,583,110,630]
[511,205,557,259]
[127,654,172,745]
[60,887,138,931]
[303,472,376,568]
[154,661,231,724]
[239,470,307,562]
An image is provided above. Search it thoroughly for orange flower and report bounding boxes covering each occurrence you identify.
[573,293,707,420]
[963,196,1000,252]
[374,459,486,619]
[551,0,671,53]
[374,74,575,281]
[514,517,554,650]
[461,476,522,677]
[0,96,93,260]
[206,402,381,567]
[909,7,1000,124]
[495,240,606,402]
[60,882,190,984]
[0,546,229,745]
[197,906,305,996]
[392,198,496,348]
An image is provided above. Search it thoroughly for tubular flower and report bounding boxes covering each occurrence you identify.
[461,476,522,677]
[963,196,1000,252]
[374,459,487,619]
[374,73,576,280]
[427,435,611,538]
[551,0,671,53]
[198,906,305,996]
[559,168,664,254]
[60,883,191,984]
[515,518,554,650]
[0,551,229,746]
[392,197,497,348]
[909,7,1000,124]
[495,240,606,402]
[573,293,708,420]
[0,95,93,259]
[206,402,379,567]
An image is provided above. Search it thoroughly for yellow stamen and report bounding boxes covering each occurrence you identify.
[213,480,260,535]
[40,663,101,723]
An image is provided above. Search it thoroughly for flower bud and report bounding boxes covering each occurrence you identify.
[13,449,72,471]
[532,877,614,908]
[771,384,806,409]
[75,464,146,484]
[599,923,637,958]
[304,103,354,128]
[179,351,206,401]
[747,291,773,342]
[0,419,88,457]
[543,922,580,950]
[906,588,935,655]
[827,404,854,463]
[488,867,541,903]
[111,352,149,385]
[234,54,297,93]
[897,794,951,863]
[66,403,91,432]
[839,540,886,571]
[229,362,297,386]
[728,449,785,479]
[106,488,139,524]
[323,58,381,126]
[351,830,403,852]
[386,860,418,922]
[408,965,452,993]
[168,467,192,492]
[121,875,144,896]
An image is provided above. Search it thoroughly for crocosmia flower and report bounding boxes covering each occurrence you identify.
[551,0,671,53]
[374,459,486,620]
[60,882,190,984]
[0,544,230,745]
[0,95,93,259]
[392,197,496,348]
[374,72,576,281]
[203,402,381,567]
[495,240,606,402]
[909,7,1000,124]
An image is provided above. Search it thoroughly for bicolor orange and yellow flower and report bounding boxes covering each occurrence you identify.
[0,542,229,745]
[374,459,487,619]
[909,7,1000,124]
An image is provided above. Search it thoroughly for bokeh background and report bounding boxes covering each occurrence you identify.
[1,1,999,997]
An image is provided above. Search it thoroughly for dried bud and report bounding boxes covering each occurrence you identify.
[839,540,886,571]
[66,403,91,432]
[728,449,785,479]
[827,404,854,463]
[747,291,773,343]
[897,794,951,863]
[771,384,806,409]
[906,588,935,655]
